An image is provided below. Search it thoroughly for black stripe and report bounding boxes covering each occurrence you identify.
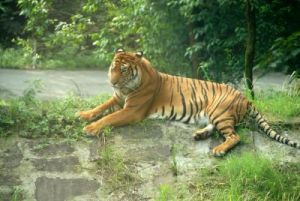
[179,88,186,121]
[256,116,264,123]
[162,106,165,116]
[203,81,209,91]
[262,125,270,132]
[218,125,233,133]
[214,117,234,128]
[171,113,177,121]
[169,105,174,119]
[253,111,259,119]
[209,85,234,119]
[190,85,199,115]
[210,91,236,122]
[275,134,281,140]
[258,118,265,125]
[192,79,198,91]
[265,127,272,135]
[184,101,194,124]
[234,96,243,122]
[211,82,216,97]
[201,86,208,107]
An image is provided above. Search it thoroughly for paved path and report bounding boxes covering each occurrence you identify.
[0,69,290,99]
[0,69,112,99]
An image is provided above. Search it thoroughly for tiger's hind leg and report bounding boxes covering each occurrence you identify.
[193,124,214,140]
[212,121,240,156]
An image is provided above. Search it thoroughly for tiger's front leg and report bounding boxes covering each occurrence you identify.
[76,97,120,121]
[84,108,144,136]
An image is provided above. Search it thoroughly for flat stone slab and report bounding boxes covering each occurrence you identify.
[0,143,23,169]
[35,177,100,201]
[0,174,21,187]
[29,141,75,156]
[32,156,80,172]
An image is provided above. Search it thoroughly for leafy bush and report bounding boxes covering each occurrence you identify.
[0,48,31,69]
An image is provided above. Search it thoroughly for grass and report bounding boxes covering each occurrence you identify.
[0,81,111,139]
[156,184,175,201]
[155,153,300,201]
[96,144,140,191]
[254,91,300,121]
[214,153,300,201]
[10,188,23,201]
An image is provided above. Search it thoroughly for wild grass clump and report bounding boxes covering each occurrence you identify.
[254,91,300,121]
[215,153,300,201]
[156,184,175,201]
[0,81,110,139]
[155,153,300,201]
[97,145,139,190]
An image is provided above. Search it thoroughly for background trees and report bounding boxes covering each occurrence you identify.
[0,0,299,84]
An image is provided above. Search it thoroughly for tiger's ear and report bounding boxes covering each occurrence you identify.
[116,48,124,53]
[135,51,143,58]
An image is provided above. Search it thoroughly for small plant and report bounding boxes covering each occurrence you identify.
[97,145,139,191]
[156,184,175,201]
[11,188,23,201]
[101,126,113,144]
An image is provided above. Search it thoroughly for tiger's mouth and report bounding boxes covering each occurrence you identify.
[110,80,128,89]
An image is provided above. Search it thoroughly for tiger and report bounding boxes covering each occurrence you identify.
[76,48,299,156]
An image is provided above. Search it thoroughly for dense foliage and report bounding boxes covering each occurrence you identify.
[0,0,299,81]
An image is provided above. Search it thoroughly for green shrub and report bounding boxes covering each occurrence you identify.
[0,48,31,69]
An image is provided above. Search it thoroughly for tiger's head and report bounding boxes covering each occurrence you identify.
[108,48,144,92]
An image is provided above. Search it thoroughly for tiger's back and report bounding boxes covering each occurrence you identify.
[148,73,249,126]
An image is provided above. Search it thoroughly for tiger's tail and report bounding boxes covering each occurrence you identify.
[248,106,299,149]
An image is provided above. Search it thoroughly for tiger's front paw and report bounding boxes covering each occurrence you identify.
[75,111,94,121]
[212,145,226,157]
[83,123,101,136]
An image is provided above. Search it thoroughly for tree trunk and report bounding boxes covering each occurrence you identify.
[244,0,256,99]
